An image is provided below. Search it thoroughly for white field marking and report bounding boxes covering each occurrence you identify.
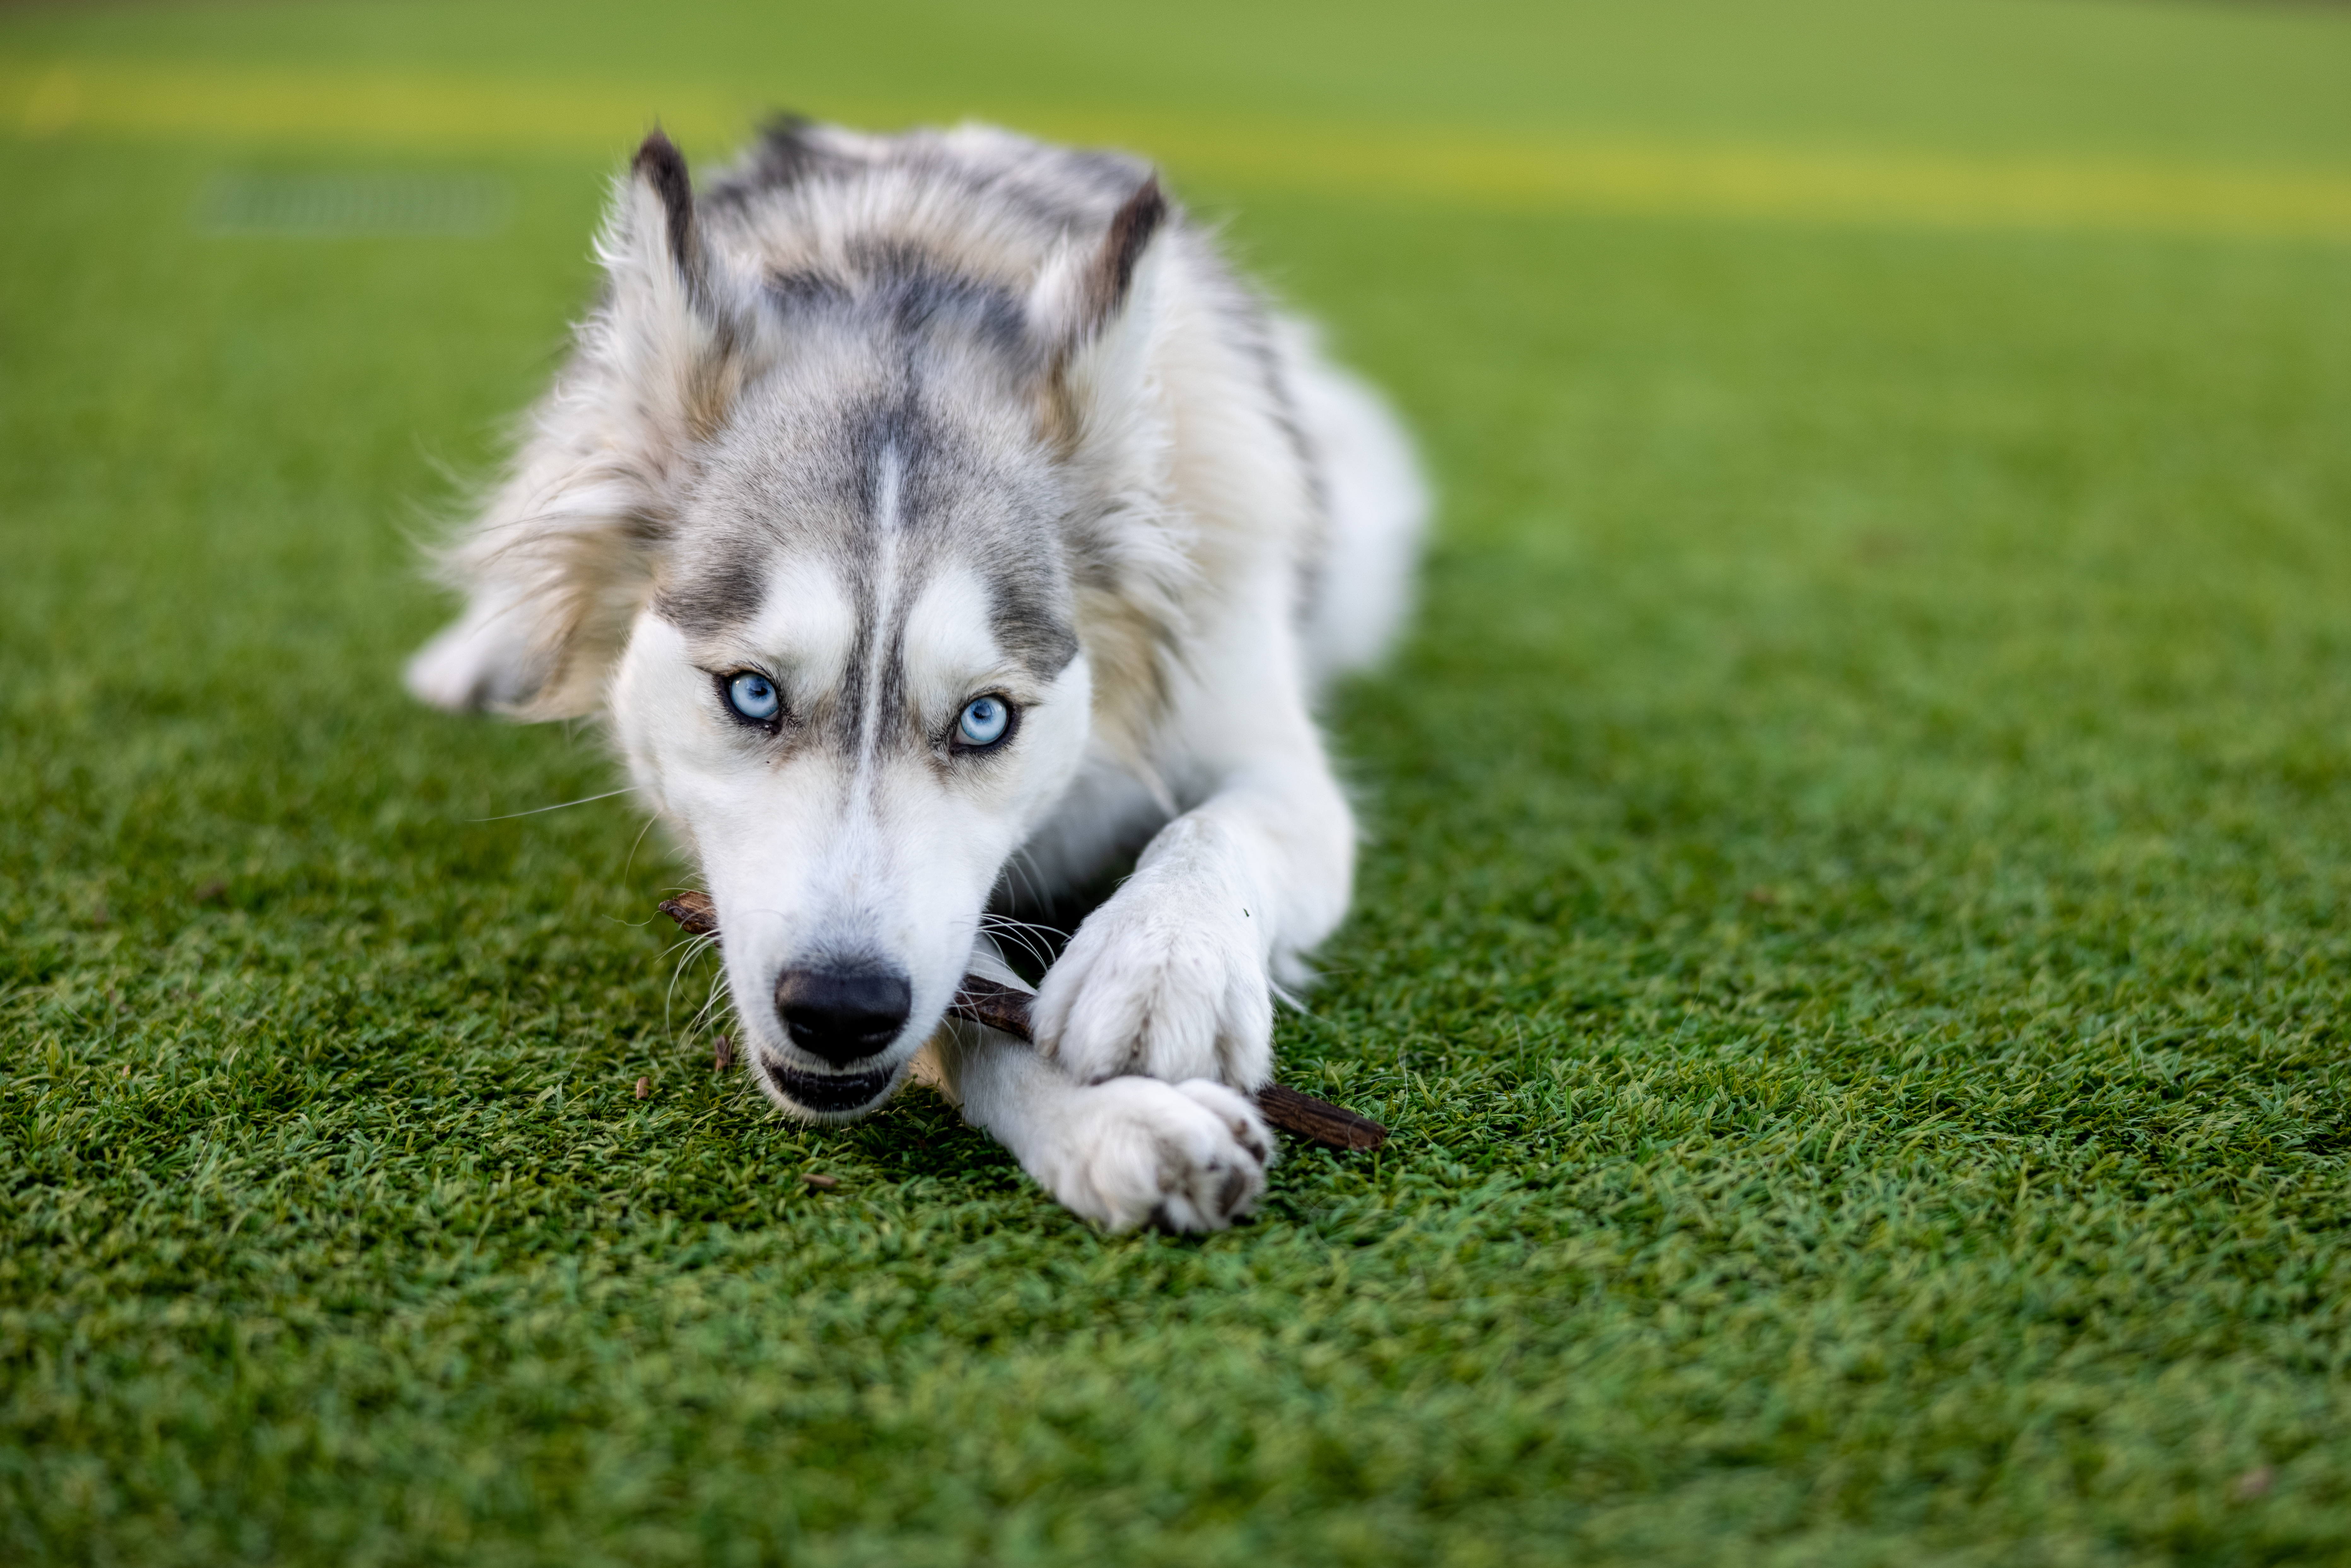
[8,58,2351,244]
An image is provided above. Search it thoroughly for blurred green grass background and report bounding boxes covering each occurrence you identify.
[6,2,2351,1563]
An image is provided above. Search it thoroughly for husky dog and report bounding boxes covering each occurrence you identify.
[407,120,1424,1231]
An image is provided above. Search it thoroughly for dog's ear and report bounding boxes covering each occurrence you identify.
[1022,175,1189,780]
[1027,175,1169,452]
[415,132,772,720]
[599,129,762,448]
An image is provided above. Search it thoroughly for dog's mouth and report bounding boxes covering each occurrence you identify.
[760,1056,900,1115]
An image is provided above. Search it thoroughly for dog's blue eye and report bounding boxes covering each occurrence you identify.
[957,695,1009,748]
[726,672,781,723]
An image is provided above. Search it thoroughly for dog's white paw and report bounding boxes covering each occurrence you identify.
[405,602,534,713]
[1031,1077,1272,1232]
[1032,876,1274,1088]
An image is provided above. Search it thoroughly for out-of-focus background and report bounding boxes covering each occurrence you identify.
[7,3,2351,1563]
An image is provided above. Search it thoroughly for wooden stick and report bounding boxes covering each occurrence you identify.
[657,891,1389,1152]
[659,889,720,937]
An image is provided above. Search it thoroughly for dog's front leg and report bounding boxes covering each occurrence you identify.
[930,1021,1272,1232]
[1031,734,1354,1092]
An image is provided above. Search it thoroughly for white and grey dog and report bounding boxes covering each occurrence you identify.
[407,120,1424,1231]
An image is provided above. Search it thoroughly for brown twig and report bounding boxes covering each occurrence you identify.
[659,892,1389,1152]
[659,889,719,937]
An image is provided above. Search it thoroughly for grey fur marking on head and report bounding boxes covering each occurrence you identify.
[704,114,843,204]
[655,378,1079,672]
[503,126,1198,736]
[647,135,1133,693]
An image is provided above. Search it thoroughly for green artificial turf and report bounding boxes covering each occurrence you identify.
[7,2,2351,1563]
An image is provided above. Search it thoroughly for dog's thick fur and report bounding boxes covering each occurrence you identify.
[408,120,1424,1230]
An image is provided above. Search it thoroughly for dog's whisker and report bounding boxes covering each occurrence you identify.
[1002,847,1053,917]
[467,786,637,824]
[664,929,725,1039]
[977,912,1067,970]
[623,812,661,882]
[981,911,1068,945]
[976,920,1053,971]
[685,966,732,1039]
[968,911,1053,971]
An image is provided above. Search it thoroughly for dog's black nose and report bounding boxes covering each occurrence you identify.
[773,967,913,1066]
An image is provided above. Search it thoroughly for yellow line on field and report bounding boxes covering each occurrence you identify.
[1085,112,2351,243]
[9,57,2351,244]
[4,58,751,155]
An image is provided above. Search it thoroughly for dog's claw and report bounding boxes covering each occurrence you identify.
[1033,1077,1272,1233]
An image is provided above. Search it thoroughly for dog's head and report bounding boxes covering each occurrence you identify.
[453,132,1180,1117]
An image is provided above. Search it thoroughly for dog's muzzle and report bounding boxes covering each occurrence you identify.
[760,963,915,1115]
[774,965,912,1065]
[761,1056,901,1115]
